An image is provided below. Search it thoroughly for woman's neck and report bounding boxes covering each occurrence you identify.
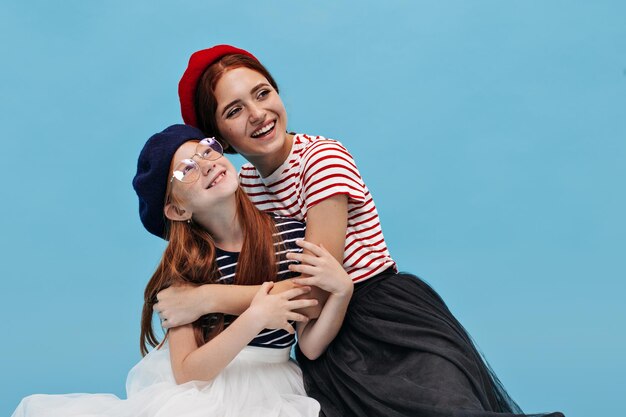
[253,133,294,178]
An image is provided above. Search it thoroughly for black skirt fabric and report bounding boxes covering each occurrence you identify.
[295,271,564,417]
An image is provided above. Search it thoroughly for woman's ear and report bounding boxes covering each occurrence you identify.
[164,202,191,222]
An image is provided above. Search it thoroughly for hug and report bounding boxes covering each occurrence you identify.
[11,45,564,417]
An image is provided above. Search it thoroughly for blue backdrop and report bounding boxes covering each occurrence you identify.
[2,1,624,416]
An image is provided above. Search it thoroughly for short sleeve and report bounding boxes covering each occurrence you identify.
[299,139,366,215]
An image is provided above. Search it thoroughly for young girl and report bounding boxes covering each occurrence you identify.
[154,45,565,417]
[12,124,354,417]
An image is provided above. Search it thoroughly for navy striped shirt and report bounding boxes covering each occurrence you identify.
[217,215,306,349]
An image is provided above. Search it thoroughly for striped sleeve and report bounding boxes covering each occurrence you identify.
[299,139,366,215]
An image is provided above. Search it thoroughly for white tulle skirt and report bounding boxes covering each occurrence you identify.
[12,344,320,417]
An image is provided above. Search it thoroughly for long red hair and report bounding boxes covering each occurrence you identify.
[195,54,279,154]
[139,187,279,355]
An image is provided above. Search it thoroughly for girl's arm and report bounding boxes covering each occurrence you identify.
[155,279,322,328]
[156,144,354,328]
[287,240,353,360]
[168,282,316,384]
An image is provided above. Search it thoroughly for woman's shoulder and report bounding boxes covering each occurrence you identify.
[293,133,352,160]
[294,133,341,146]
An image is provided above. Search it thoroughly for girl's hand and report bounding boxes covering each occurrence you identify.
[287,240,354,298]
[155,284,208,328]
[246,282,317,334]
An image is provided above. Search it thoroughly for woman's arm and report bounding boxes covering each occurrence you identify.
[287,240,353,360]
[290,193,352,359]
[155,279,322,328]
[302,194,349,263]
[168,282,316,384]
[157,148,353,328]
[291,194,349,316]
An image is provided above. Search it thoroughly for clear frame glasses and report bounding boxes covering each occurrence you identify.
[170,137,224,184]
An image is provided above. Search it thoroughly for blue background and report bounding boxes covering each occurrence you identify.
[2,1,624,416]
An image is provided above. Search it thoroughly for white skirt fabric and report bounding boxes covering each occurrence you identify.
[12,344,320,417]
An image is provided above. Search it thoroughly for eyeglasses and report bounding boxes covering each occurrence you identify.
[170,138,224,184]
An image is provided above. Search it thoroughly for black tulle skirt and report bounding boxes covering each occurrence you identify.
[295,271,564,417]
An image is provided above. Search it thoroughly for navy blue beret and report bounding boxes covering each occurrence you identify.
[132,124,206,239]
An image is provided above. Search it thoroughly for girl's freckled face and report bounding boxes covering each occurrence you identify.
[213,67,291,171]
[169,141,239,214]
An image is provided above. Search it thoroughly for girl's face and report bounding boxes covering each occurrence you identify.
[166,141,239,221]
[213,67,291,175]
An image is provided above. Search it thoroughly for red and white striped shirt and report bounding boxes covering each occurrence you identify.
[239,134,396,283]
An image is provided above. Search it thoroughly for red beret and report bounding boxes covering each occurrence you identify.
[178,45,259,127]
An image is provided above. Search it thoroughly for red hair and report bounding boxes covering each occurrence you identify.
[139,186,280,355]
[195,54,279,154]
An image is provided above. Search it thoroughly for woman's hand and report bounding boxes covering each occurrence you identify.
[287,240,354,298]
[287,240,354,360]
[154,284,209,328]
[246,282,318,334]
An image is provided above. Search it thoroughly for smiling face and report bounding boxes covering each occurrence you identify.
[165,141,239,224]
[213,67,292,176]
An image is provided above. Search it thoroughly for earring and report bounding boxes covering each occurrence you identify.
[187,219,192,224]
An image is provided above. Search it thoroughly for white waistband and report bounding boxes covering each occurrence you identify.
[236,345,292,363]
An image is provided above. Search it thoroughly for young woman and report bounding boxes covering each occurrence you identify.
[12,124,354,417]
[153,45,565,417]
